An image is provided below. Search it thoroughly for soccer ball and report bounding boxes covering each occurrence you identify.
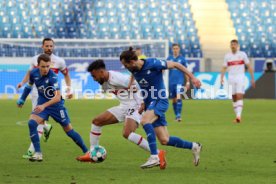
[89,145,107,163]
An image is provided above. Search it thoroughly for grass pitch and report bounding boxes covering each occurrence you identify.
[0,99,275,184]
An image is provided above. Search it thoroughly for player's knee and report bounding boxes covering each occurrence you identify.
[159,138,169,145]
[28,119,38,130]
[122,130,131,139]
[92,118,101,126]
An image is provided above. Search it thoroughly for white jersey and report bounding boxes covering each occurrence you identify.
[29,54,67,74]
[223,51,249,78]
[103,71,142,107]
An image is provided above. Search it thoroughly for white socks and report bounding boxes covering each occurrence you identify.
[233,100,243,118]
[128,132,150,152]
[90,125,151,152]
[236,100,243,118]
[90,124,102,149]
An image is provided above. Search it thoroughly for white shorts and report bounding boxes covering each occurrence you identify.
[228,76,245,95]
[107,105,141,124]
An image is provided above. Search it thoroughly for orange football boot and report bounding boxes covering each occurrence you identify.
[76,152,94,162]
[158,150,167,170]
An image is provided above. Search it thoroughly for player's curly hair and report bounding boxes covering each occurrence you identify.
[120,47,138,63]
[87,59,106,72]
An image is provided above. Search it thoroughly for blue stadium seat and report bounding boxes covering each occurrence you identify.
[0,0,204,57]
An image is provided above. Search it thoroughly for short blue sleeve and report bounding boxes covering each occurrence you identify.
[49,74,60,91]
[181,57,188,67]
[148,58,168,71]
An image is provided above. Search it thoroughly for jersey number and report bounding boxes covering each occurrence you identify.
[60,110,65,119]
[127,109,135,116]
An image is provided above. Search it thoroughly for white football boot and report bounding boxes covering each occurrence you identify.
[140,155,160,169]
[192,142,202,166]
[29,152,43,162]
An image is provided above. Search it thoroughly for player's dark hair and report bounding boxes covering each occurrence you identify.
[37,54,51,64]
[230,39,239,44]
[120,47,138,63]
[87,59,106,72]
[172,43,180,48]
[42,38,54,45]
[135,47,141,50]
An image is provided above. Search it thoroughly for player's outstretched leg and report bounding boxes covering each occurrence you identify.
[64,124,88,154]
[28,119,43,162]
[166,136,202,166]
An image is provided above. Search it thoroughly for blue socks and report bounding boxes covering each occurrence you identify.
[66,129,88,153]
[176,99,182,118]
[173,102,177,117]
[173,99,183,118]
[143,124,158,155]
[28,119,41,152]
[167,136,193,149]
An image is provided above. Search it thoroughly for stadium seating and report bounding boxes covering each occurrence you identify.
[0,0,202,58]
[227,0,275,57]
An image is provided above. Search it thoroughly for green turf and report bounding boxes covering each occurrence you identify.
[0,99,276,184]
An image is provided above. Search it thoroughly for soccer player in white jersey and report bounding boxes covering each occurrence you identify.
[220,39,255,123]
[17,38,72,158]
[76,60,166,169]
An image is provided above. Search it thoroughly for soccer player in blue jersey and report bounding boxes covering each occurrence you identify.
[120,47,202,169]
[17,54,88,161]
[167,43,190,122]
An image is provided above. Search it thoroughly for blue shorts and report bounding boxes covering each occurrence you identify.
[169,84,184,99]
[146,99,169,128]
[32,106,71,127]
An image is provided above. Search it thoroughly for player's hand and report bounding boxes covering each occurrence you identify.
[220,78,224,86]
[191,77,201,89]
[16,99,25,108]
[34,105,45,114]
[128,85,138,93]
[65,87,73,99]
[251,79,256,88]
[185,82,190,90]
[138,103,145,114]
[16,82,24,89]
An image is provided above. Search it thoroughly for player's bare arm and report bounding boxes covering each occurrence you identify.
[185,74,190,90]
[246,63,255,88]
[127,74,135,89]
[166,61,201,88]
[61,69,73,99]
[34,90,61,114]
[220,66,227,85]
[17,70,31,89]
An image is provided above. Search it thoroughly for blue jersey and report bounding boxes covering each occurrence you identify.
[167,55,188,85]
[132,58,168,107]
[29,68,64,107]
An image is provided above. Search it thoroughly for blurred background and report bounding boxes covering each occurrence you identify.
[0,0,275,99]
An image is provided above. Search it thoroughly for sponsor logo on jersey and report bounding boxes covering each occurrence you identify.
[139,78,149,87]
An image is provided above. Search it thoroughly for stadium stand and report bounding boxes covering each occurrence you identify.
[227,0,275,58]
[0,0,202,58]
